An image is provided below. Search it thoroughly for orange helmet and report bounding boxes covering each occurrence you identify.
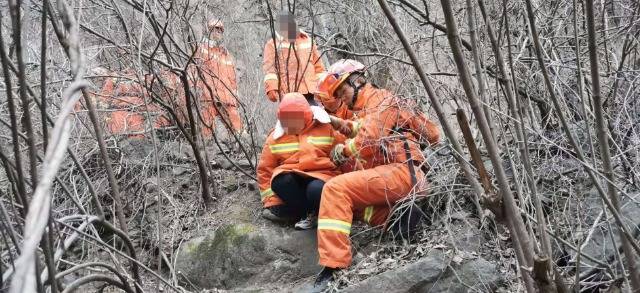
[316,59,365,98]
[207,18,224,31]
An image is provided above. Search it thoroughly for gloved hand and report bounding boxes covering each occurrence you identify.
[267,90,279,102]
[329,116,352,137]
[330,144,348,165]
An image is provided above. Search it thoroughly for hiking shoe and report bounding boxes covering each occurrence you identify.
[294,213,318,230]
[311,267,337,293]
[261,207,290,223]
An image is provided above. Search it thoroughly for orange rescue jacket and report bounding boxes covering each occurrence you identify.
[194,40,238,106]
[262,31,325,98]
[257,111,345,208]
[342,84,440,169]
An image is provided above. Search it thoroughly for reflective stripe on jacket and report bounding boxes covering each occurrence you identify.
[257,121,345,208]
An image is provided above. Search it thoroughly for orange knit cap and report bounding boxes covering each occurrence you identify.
[278,92,313,127]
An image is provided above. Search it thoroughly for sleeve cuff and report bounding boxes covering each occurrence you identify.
[344,139,358,157]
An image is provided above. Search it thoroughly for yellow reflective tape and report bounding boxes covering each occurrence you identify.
[347,139,358,156]
[318,219,352,234]
[364,206,374,224]
[307,136,334,146]
[260,188,274,200]
[263,73,278,82]
[269,142,300,154]
[352,121,362,136]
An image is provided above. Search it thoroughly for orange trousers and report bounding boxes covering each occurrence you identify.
[200,103,243,136]
[317,162,424,268]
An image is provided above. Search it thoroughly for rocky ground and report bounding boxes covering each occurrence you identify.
[100,138,514,292]
[66,124,640,292]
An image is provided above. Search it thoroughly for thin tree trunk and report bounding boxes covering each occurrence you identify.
[465,0,495,141]
[44,0,129,231]
[521,0,640,289]
[477,1,563,290]
[438,0,538,291]
[584,0,640,290]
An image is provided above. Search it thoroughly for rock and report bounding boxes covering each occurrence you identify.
[175,223,321,290]
[214,157,252,170]
[143,178,158,193]
[449,218,482,252]
[119,140,154,159]
[220,174,240,192]
[172,166,190,176]
[165,141,194,163]
[343,252,503,293]
[237,159,252,169]
[218,158,234,170]
[429,258,503,293]
[577,190,640,268]
[342,251,446,293]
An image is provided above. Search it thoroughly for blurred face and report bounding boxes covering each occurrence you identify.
[334,81,355,107]
[280,112,306,135]
[208,26,224,41]
[278,13,298,41]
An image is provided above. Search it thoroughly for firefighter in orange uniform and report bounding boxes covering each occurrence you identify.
[311,60,440,290]
[262,11,325,104]
[193,18,244,136]
[257,92,346,230]
[96,70,147,138]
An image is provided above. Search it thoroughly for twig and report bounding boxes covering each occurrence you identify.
[10,80,88,293]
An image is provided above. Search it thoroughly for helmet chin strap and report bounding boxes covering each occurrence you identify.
[346,75,365,109]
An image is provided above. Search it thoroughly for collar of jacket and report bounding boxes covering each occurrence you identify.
[202,38,226,49]
[274,29,308,43]
[272,105,331,139]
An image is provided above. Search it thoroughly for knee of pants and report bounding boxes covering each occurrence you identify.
[271,173,296,194]
[321,179,341,200]
[320,179,353,213]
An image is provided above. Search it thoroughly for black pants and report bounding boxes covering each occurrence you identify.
[271,172,324,218]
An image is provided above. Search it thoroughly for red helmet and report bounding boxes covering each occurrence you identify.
[316,59,365,98]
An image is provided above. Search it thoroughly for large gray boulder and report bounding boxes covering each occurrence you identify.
[174,223,321,290]
[342,251,503,293]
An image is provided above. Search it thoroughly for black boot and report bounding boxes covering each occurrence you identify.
[389,203,424,239]
[311,267,337,292]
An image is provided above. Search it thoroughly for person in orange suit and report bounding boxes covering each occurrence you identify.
[83,68,173,138]
[311,59,441,290]
[257,92,346,230]
[262,11,325,104]
[193,18,244,137]
[90,70,146,138]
